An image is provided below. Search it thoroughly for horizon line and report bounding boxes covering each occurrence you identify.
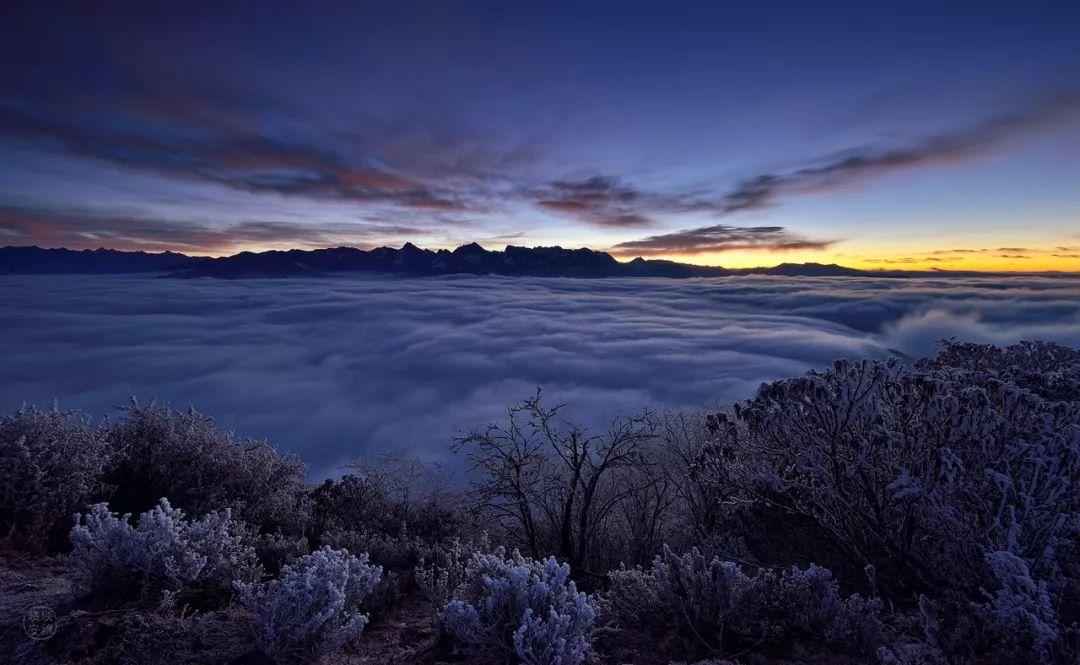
[4,243,1080,276]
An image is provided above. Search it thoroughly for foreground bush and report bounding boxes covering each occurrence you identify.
[234,546,382,662]
[0,405,112,551]
[699,340,1080,661]
[443,548,598,665]
[607,546,883,656]
[67,498,262,601]
[106,401,309,535]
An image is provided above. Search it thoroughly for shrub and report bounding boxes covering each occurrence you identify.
[0,404,112,551]
[106,401,309,536]
[311,453,464,546]
[67,498,261,601]
[442,548,599,665]
[253,531,310,575]
[917,549,1079,663]
[711,349,1078,587]
[605,546,883,656]
[415,536,482,609]
[697,340,1080,660]
[234,546,382,662]
[83,611,251,665]
[920,339,1080,402]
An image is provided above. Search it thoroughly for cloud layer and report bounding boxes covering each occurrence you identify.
[1,274,1077,479]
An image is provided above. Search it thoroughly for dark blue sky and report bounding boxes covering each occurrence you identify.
[2,1,1079,269]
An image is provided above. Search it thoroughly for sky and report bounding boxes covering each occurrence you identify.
[1,1,1079,270]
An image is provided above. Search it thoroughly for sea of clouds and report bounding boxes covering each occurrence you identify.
[2,274,1078,478]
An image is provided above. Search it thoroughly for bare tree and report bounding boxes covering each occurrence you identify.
[453,390,657,577]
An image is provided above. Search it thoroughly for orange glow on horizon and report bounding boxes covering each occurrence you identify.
[616,245,1080,272]
[128,240,1080,273]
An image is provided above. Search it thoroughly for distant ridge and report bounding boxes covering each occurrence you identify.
[0,246,206,274]
[0,244,1035,279]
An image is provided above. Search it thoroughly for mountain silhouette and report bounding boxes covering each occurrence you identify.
[0,244,997,278]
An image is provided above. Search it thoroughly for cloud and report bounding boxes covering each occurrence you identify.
[609,224,836,256]
[0,96,471,210]
[531,93,1080,229]
[0,52,541,217]
[704,94,1080,215]
[2,273,1076,479]
[0,205,425,254]
[864,257,954,264]
[533,177,656,227]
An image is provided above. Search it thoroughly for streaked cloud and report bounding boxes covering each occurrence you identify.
[532,176,656,227]
[703,94,1080,215]
[609,223,836,256]
[0,205,425,254]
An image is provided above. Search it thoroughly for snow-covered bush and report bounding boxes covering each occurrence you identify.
[311,454,464,546]
[921,339,1080,402]
[917,549,1078,662]
[234,546,382,662]
[0,404,112,551]
[699,340,1080,660]
[442,548,599,665]
[106,401,309,536]
[320,526,432,574]
[415,537,477,609]
[67,498,261,600]
[606,546,883,655]
[253,531,310,575]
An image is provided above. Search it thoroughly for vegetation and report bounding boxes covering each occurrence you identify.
[234,546,382,661]
[1,340,1078,663]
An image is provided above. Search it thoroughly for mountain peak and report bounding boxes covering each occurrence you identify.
[454,242,488,253]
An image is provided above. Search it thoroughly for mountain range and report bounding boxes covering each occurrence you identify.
[0,243,970,279]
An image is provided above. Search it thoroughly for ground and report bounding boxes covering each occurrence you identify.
[0,551,874,664]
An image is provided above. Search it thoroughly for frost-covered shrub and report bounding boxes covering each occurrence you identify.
[918,549,1078,662]
[606,546,882,655]
[234,546,381,662]
[319,525,437,578]
[707,344,1080,592]
[415,536,478,609]
[67,498,261,600]
[254,532,310,575]
[699,340,1080,660]
[106,401,308,536]
[0,404,112,551]
[442,548,599,665]
[921,339,1080,402]
[311,454,464,546]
